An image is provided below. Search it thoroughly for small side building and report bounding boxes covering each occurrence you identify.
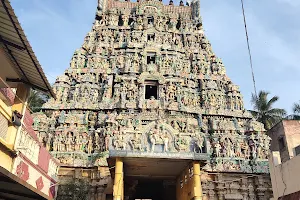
[0,0,59,199]
[268,120,300,199]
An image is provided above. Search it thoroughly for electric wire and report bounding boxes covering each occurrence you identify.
[240,0,257,97]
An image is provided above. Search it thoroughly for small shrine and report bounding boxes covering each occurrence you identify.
[33,0,273,199]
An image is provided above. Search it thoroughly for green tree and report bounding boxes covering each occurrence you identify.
[57,179,89,200]
[27,89,48,113]
[289,101,300,120]
[250,90,286,130]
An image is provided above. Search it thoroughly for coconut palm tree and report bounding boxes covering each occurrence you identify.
[249,90,286,130]
[288,101,300,120]
[28,90,48,113]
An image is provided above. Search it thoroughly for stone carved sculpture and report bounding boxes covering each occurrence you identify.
[194,133,205,153]
[33,2,271,198]
[33,0,273,199]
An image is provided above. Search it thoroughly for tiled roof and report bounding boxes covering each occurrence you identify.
[0,0,54,97]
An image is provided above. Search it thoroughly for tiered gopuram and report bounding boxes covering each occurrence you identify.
[33,0,273,199]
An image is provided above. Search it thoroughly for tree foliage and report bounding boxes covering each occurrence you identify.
[27,89,49,113]
[56,179,90,200]
[249,90,286,130]
[286,101,300,120]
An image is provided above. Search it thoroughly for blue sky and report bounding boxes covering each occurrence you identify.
[10,0,300,113]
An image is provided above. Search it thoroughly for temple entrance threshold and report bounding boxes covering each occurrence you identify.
[108,157,203,200]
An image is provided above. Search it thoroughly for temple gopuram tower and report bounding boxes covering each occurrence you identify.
[33,0,273,199]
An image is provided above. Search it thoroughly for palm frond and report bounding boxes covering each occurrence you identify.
[267,108,287,117]
[267,96,279,110]
[250,90,285,130]
[28,89,48,113]
[264,114,281,130]
[293,102,300,114]
[250,93,259,110]
[248,110,259,118]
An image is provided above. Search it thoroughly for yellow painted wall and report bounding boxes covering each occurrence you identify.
[0,146,13,171]
[0,98,12,120]
[176,162,203,200]
[0,98,13,171]
[0,83,30,172]
[6,84,29,145]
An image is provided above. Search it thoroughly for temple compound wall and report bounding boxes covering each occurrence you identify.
[32,0,272,199]
[55,165,272,200]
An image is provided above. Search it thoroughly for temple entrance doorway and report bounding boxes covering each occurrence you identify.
[108,156,204,200]
[125,178,176,200]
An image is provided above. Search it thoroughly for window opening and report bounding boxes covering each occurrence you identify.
[278,137,285,151]
[147,34,155,41]
[147,53,156,64]
[129,17,134,26]
[145,81,158,99]
[176,19,181,30]
[111,75,115,98]
[118,15,123,26]
[148,16,154,25]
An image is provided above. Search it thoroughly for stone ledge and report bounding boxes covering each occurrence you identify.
[109,150,209,160]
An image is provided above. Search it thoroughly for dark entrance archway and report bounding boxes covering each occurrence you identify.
[108,156,207,200]
[125,178,176,200]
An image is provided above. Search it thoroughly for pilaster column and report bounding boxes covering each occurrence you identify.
[192,161,203,200]
[113,157,123,200]
[97,186,105,200]
[90,186,96,200]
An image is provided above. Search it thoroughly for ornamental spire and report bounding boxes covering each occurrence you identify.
[97,0,107,15]
[191,0,201,20]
